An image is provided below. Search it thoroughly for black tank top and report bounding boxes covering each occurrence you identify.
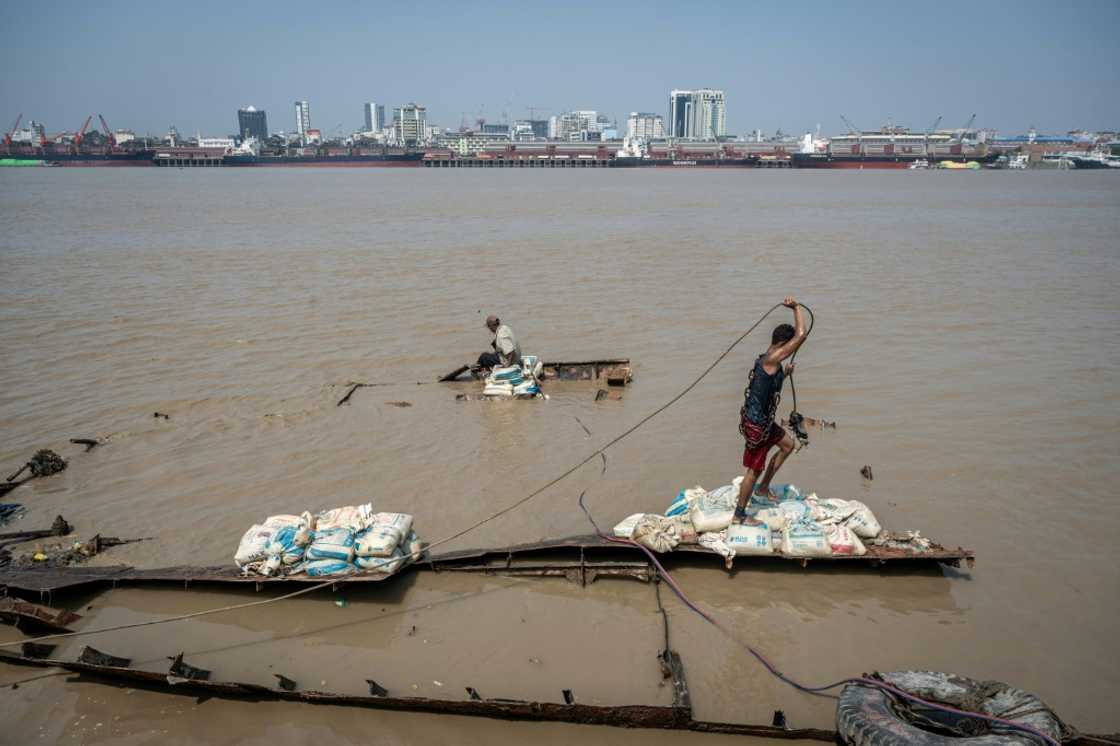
[743,355,785,426]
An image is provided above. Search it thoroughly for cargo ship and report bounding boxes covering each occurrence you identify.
[791,128,998,169]
[610,138,771,168]
[2,148,155,166]
[223,147,423,167]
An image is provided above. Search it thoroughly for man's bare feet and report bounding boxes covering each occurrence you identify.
[752,486,778,502]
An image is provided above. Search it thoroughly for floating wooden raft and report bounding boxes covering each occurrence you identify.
[441,359,633,386]
[0,534,972,596]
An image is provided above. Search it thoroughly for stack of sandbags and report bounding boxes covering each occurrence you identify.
[610,480,884,562]
[482,359,543,398]
[234,504,426,578]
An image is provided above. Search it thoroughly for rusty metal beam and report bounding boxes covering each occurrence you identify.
[0,649,832,739]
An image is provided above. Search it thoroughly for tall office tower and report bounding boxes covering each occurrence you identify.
[238,106,268,141]
[668,89,726,140]
[364,102,386,132]
[295,100,311,139]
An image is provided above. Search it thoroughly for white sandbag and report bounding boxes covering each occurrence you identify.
[355,552,406,574]
[305,528,356,563]
[315,504,375,532]
[612,513,646,538]
[666,486,704,518]
[671,514,699,544]
[235,524,279,567]
[265,524,313,566]
[522,355,543,379]
[825,524,867,556]
[751,507,786,532]
[399,530,424,564]
[698,531,735,568]
[631,514,680,553]
[353,513,414,557]
[483,382,514,397]
[811,497,882,538]
[512,380,541,397]
[302,559,357,577]
[726,522,774,556]
[778,500,813,525]
[258,554,284,577]
[779,520,832,558]
[490,366,523,381]
[262,514,304,530]
[689,477,743,534]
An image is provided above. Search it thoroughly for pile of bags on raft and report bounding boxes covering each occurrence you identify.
[234,504,425,578]
[612,478,883,565]
[482,355,545,398]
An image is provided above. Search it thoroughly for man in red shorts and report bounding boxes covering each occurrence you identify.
[733,296,807,524]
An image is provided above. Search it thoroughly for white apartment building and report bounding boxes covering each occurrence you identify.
[295,100,311,140]
[627,112,665,139]
[393,103,428,146]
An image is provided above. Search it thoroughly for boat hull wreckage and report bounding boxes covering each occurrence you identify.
[0,533,973,596]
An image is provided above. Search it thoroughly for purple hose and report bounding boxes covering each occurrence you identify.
[578,494,1059,746]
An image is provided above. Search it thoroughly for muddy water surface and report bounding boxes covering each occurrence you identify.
[0,168,1117,742]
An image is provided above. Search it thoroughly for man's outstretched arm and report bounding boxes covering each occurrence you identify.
[765,296,807,365]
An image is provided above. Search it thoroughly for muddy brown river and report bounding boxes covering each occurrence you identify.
[1,168,1117,743]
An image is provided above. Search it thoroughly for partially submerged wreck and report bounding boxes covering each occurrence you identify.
[0,533,973,596]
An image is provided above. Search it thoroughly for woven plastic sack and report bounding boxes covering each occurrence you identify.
[631,514,680,553]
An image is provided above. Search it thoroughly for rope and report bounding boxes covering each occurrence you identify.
[0,302,791,648]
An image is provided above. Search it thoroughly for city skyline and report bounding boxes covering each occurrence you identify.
[2,0,1118,138]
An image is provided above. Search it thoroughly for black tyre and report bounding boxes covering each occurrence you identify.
[836,671,1065,746]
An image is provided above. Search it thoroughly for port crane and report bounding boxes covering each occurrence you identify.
[98,114,116,150]
[924,115,942,154]
[839,114,860,135]
[4,113,22,150]
[74,115,93,150]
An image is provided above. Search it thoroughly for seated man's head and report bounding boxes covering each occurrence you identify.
[485,315,500,333]
[772,323,795,346]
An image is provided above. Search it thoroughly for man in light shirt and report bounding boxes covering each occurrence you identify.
[477,315,522,371]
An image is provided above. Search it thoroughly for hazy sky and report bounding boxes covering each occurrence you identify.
[2,0,1117,138]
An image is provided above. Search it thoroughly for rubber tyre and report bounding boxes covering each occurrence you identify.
[837,677,1053,746]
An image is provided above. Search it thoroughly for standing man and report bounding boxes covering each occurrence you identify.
[477,315,522,371]
[733,296,807,523]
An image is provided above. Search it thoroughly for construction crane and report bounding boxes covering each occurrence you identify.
[74,115,93,150]
[3,112,22,149]
[839,114,861,135]
[98,114,116,149]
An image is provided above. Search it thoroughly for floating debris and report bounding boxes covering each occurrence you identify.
[153,412,170,420]
[860,465,874,480]
[5,449,67,486]
[385,401,412,408]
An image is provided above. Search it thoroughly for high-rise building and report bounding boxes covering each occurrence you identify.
[668,89,726,140]
[393,103,427,146]
[363,102,385,132]
[627,112,665,140]
[295,100,311,139]
[526,119,549,139]
[548,111,604,141]
[238,106,268,141]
